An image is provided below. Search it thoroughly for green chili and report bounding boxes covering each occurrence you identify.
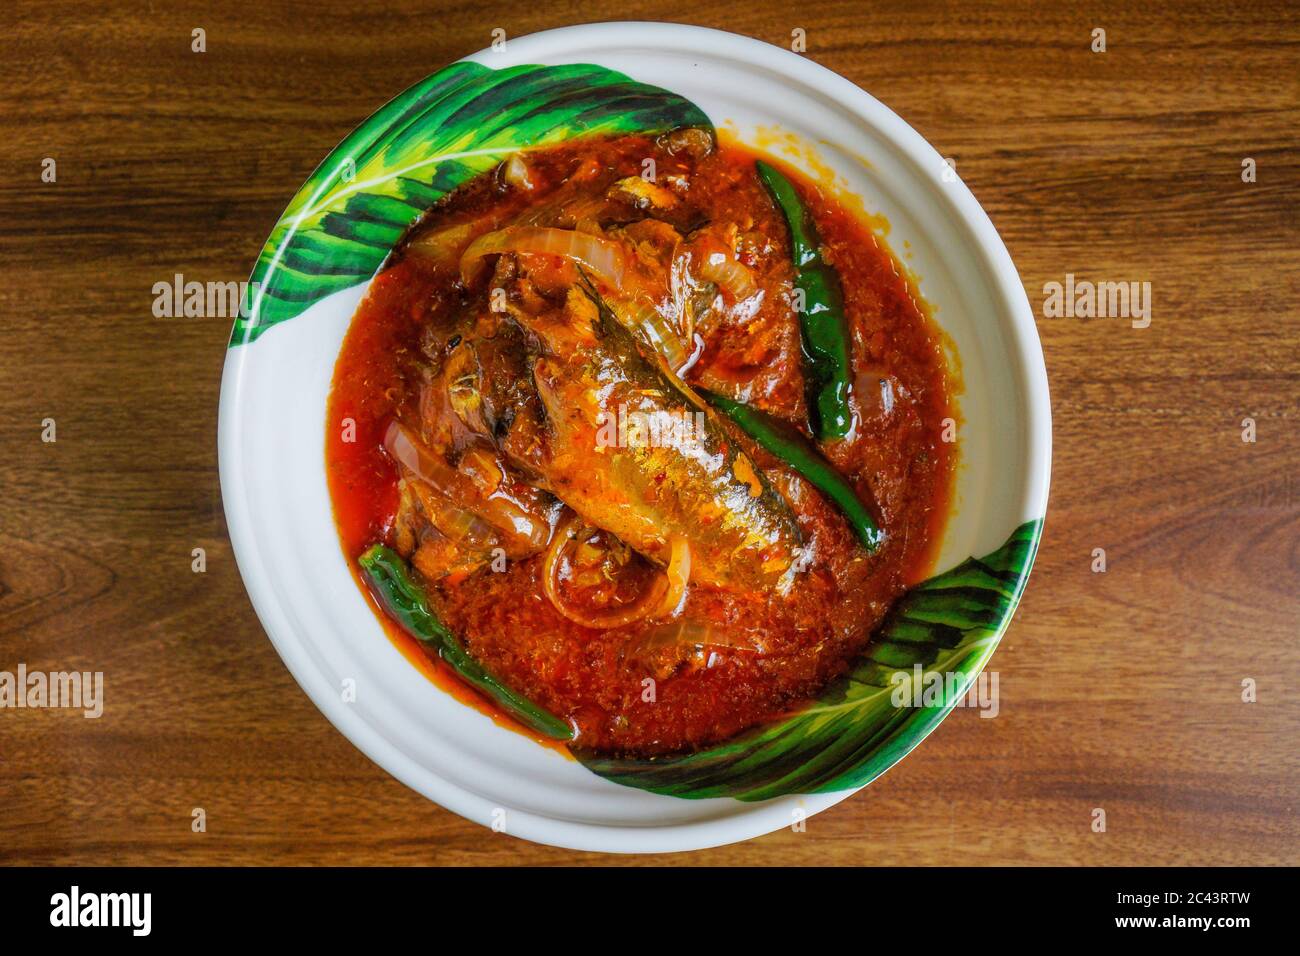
[357,544,575,741]
[755,159,854,441]
[703,390,883,552]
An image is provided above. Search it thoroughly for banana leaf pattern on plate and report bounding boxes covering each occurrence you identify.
[579,519,1042,800]
[230,61,712,346]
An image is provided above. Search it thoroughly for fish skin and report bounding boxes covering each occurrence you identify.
[525,307,802,592]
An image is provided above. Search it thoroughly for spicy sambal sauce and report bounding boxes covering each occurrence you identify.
[326,130,955,757]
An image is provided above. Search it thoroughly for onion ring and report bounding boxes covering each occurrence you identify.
[542,512,685,630]
[460,226,626,287]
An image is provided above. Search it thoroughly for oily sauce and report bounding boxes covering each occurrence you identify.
[326,134,955,756]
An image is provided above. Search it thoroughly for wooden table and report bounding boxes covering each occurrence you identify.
[2,0,1296,865]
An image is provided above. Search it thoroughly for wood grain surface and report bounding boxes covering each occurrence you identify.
[1,0,1296,866]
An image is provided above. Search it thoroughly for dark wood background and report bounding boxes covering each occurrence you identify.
[1,0,1296,865]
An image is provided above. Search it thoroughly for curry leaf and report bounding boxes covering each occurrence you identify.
[578,519,1043,801]
[231,61,713,346]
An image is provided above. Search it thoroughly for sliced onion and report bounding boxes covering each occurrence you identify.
[458,445,504,497]
[431,506,494,549]
[383,421,549,553]
[656,536,691,617]
[502,154,534,190]
[614,295,687,371]
[385,420,444,483]
[700,250,758,301]
[406,480,498,551]
[542,512,670,630]
[460,226,626,287]
[407,219,489,270]
[626,618,768,658]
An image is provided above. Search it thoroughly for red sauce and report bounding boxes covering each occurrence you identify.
[326,134,955,756]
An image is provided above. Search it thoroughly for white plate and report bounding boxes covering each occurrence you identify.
[219,22,1050,853]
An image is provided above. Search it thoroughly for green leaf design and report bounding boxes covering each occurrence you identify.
[578,519,1043,801]
[230,61,713,346]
